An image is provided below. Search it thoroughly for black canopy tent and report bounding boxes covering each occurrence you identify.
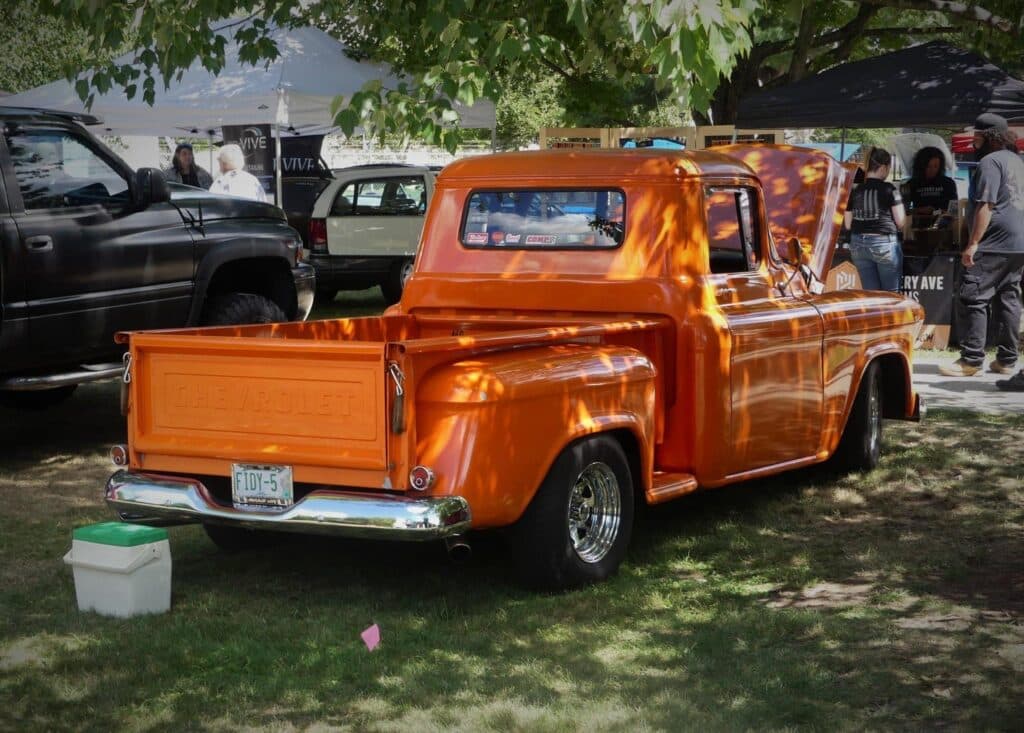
[735,42,1024,350]
[736,41,1024,130]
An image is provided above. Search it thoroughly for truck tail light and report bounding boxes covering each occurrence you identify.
[309,218,328,254]
[110,444,128,466]
[409,465,436,492]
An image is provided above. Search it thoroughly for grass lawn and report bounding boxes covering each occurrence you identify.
[1,296,1022,730]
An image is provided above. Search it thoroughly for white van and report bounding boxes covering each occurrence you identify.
[308,164,436,304]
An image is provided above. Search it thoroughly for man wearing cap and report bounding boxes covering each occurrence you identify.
[940,113,1024,389]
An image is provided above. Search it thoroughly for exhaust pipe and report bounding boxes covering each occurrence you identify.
[445,535,472,563]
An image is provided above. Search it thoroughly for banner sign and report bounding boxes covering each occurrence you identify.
[221,124,273,177]
[901,255,956,325]
[280,135,325,177]
[902,254,957,350]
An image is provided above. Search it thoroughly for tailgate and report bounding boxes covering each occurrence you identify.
[125,331,390,483]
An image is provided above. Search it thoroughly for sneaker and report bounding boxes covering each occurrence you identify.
[938,359,981,377]
[989,360,1017,375]
[995,371,1024,391]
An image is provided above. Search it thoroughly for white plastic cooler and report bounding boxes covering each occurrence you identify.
[64,522,172,617]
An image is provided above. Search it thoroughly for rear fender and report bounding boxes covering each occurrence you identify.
[413,343,656,528]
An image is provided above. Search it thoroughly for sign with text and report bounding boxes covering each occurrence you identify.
[221,124,273,177]
[280,135,325,177]
[902,255,957,350]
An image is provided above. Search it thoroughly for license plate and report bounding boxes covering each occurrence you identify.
[231,464,294,508]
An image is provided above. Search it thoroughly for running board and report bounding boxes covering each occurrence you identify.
[0,363,122,391]
[646,472,699,504]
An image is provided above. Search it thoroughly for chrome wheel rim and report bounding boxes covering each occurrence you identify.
[400,259,415,288]
[868,380,881,456]
[567,461,621,564]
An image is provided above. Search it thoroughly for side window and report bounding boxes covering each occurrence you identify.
[3,128,130,211]
[354,180,386,214]
[383,176,426,215]
[330,176,427,217]
[706,186,761,274]
[331,182,354,215]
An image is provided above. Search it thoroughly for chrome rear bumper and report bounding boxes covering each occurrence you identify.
[105,469,471,541]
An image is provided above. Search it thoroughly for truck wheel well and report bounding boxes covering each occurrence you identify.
[205,258,296,319]
[607,428,644,505]
[873,353,909,419]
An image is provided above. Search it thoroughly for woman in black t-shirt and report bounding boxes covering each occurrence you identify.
[844,148,906,292]
[905,146,958,214]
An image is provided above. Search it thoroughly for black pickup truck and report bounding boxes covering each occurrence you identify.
[0,107,315,408]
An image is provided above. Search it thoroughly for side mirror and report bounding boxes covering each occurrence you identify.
[784,236,804,266]
[133,168,171,209]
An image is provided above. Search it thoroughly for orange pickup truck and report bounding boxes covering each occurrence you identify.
[106,146,923,588]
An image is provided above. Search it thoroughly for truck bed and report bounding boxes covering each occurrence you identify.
[120,313,669,490]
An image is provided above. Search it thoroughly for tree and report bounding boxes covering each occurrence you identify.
[37,0,757,150]
[710,0,1024,124]
[0,1,95,94]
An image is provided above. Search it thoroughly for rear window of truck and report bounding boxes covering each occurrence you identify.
[461,190,625,249]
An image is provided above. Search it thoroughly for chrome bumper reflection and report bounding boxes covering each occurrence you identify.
[105,469,471,540]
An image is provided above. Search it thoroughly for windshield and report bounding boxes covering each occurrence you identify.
[461,189,625,249]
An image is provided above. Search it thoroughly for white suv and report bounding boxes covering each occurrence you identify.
[308,164,435,304]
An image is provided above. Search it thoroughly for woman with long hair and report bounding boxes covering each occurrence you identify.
[163,142,213,189]
[844,148,906,292]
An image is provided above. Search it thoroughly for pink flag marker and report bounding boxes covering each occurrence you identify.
[361,623,381,651]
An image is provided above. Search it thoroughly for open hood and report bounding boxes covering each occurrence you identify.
[168,183,286,222]
[716,144,855,283]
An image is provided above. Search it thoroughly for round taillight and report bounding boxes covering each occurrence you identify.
[110,444,128,466]
[409,465,435,492]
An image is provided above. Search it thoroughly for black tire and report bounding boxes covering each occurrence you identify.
[380,258,414,305]
[511,434,635,589]
[832,360,883,472]
[0,385,78,410]
[203,523,281,553]
[315,287,338,305]
[200,293,287,326]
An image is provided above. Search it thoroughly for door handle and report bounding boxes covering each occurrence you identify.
[24,235,53,252]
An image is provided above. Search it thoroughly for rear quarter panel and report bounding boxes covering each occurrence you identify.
[413,343,656,528]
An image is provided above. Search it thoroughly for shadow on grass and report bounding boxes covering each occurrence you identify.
[1,409,1022,730]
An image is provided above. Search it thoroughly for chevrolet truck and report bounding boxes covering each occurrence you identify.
[105,145,923,589]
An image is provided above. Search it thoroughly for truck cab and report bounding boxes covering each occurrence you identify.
[0,107,315,408]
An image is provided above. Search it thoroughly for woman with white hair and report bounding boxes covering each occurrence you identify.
[209,144,267,202]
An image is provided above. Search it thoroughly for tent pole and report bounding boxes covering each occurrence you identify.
[275,123,283,207]
[208,131,214,174]
[840,127,846,161]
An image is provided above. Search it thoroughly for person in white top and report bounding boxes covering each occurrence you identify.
[209,144,267,202]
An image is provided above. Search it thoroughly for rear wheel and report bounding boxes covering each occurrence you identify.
[314,287,338,305]
[380,258,414,305]
[203,523,281,553]
[511,434,634,589]
[832,361,883,472]
[0,385,78,410]
[200,293,287,326]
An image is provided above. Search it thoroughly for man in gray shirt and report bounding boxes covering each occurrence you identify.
[940,113,1024,389]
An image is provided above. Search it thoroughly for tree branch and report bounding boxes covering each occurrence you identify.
[787,5,817,80]
[858,0,1018,36]
[828,5,879,62]
[538,56,574,82]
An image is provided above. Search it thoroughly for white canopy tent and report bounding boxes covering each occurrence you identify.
[5,24,496,201]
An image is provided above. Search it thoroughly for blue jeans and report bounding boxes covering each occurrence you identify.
[850,233,902,292]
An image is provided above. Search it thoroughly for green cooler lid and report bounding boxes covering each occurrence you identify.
[73,522,167,547]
